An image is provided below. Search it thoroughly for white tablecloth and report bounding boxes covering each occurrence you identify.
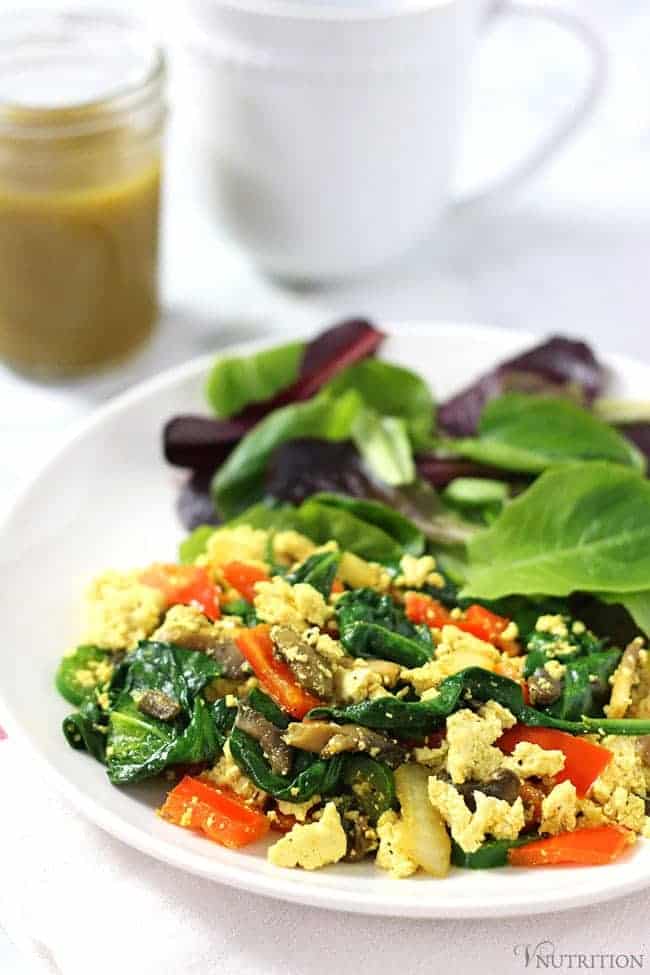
[2,1,650,972]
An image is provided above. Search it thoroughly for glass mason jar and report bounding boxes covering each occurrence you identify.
[0,12,166,379]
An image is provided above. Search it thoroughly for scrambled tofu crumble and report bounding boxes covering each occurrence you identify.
[66,522,650,879]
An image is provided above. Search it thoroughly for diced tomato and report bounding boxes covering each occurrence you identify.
[509,825,632,867]
[221,561,270,603]
[159,775,269,848]
[460,604,509,642]
[141,563,221,620]
[235,624,322,719]
[331,578,345,595]
[404,592,453,628]
[498,725,613,797]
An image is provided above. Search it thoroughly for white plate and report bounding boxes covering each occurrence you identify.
[1,322,649,919]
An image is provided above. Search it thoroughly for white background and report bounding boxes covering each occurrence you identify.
[1,0,650,971]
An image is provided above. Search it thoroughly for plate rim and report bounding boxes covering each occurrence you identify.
[1,319,648,919]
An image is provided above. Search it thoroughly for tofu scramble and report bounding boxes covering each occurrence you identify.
[57,514,650,877]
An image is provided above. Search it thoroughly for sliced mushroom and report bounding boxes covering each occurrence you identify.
[284,720,405,767]
[528,667,563,708]
[271,625,334,698]
[455,768,521,811]
[235,701,293,776]
[137,689,181,722]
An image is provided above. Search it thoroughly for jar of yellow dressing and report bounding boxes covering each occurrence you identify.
[0,13,166,378]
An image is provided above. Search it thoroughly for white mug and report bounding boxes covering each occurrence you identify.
[176,0,605,279]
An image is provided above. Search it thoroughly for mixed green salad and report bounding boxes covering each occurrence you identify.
[56,320,650,876]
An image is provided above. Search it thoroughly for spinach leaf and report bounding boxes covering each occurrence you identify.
[311,493,425,556]
[286,550,340,598]
[352,410,415,486]
[462,462,650,600]
[309,666,650,737]
[544,649,621,722]
[211,697,238,749]
[336,589,427,648]
[205,342,304,418]
[323,357,435,449]
[56,645,113,707]
[123,642,222,712]
[451,836,536,869]
[448,394,643,473]
[524,619,605,676]
[229,727,345,801]
[342,623,432,668]
[106,694,220,785]
[246,687,290,729]
[212,390,363,518]
[104,642,223,785]
[62,698,108,763]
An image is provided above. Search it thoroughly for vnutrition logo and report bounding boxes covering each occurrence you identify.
[512,942,645,970]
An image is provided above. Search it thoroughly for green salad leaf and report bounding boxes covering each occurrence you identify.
[323,358,435,448]
[352,410,415,486]
[179,525,216,564]
[461,462,650,600]
[212,389,363,518]
[205,341,304,418]
[447,394,644,474]
[310,493,425,555]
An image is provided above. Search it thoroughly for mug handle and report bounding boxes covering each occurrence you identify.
[456,0,607,208]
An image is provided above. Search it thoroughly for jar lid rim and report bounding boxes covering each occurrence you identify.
[0,10,165,137]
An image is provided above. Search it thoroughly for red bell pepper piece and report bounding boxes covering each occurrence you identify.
[404,592,453,628]
[221,561,270,603]
[498,725,613,797]
[509,825,632,867]
[140,563,221,620]
[235,624,322,719]
[159,775,269,848]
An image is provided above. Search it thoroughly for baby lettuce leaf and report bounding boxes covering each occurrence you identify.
[229,726,345,801]
[310,493,425,556]
[56,645,113,707]
[324,358,435,449]
[205,342,304,418]
[266,439,374,505]
[212,390,363,518]
[179,524,216,564]
[351,410,415,486]
[438,335,604,437]
[462,463,650,600]
[295,499,405,565]
[446,394,644,474]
